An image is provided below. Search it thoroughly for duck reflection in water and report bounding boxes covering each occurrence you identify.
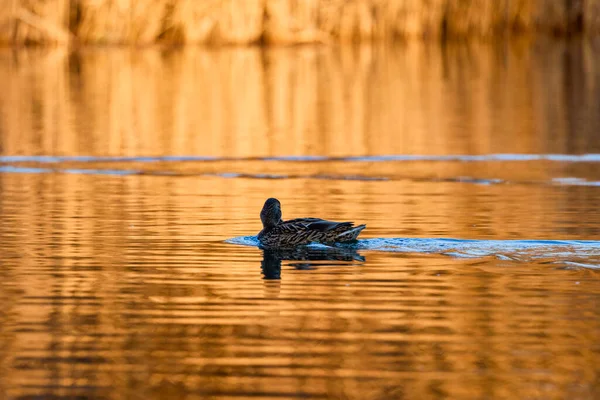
[260,246,366,280]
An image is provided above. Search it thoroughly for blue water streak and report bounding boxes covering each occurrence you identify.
[2,153,600,164]
[0,166,140,176]
[0,166,53,173]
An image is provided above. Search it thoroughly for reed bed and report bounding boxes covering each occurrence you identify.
[1,0,600,45]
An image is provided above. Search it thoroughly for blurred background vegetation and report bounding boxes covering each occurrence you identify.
[0,0,598,46]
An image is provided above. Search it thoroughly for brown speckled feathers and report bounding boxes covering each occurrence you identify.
[257,198,366,248]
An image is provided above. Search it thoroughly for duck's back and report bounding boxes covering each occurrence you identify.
[258,217,366,248]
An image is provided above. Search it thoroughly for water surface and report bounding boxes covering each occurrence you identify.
[0,41,599,399]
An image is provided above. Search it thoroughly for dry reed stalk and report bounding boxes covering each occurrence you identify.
[167,0,263,44]
[162,0,220,43]
[264,0,324,43]
[75,0,169,44]
[378,0,446,38]
[217,0,263,43]
[342,0,377,40]
[75,0,132,43]
[2,1,600,46]
[533,0,583,34]
[316,0,379,41]
[129,0,170,44]
[445,0,539,37]
[0,0,71,44]
[265,0,383,43]
[444,0,508,37]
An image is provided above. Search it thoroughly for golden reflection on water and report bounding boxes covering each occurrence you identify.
[0,171,599,399]
[0,41,599,399]
[1,40,600,157]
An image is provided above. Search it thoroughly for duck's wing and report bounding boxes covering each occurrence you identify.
[282,218,354,232]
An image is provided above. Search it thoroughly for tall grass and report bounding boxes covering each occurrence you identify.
[0,0,70,45]
[1,0,600,45]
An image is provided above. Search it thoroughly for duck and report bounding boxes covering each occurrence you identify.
[257,198,366,248]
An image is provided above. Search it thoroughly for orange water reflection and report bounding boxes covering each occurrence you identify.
[1,40,599,157]
[0,42,599,400]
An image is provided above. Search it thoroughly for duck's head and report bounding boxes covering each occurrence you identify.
[260,198,282,228]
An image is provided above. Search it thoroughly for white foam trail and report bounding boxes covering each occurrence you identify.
[226,236,600,267]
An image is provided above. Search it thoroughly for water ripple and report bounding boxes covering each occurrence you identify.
[226,236,600,268]
[2,155,600,187]
[3,166,600,187]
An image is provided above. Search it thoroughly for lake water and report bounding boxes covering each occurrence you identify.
[0,40,599,399]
